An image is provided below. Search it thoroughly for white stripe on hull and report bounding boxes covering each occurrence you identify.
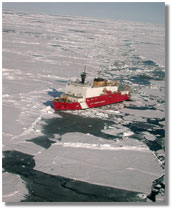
[80,102,88,109]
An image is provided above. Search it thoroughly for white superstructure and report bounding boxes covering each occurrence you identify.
[66,81,118,100]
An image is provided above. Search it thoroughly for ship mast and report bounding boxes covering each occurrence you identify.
[81,66,87,84]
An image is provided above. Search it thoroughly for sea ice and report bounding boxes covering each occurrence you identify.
[2,172,28,202]
[34,143,162,194]
[2,9,165,201]
[123,131,134,137]
[121,108,164,119]
[143,132,156,141]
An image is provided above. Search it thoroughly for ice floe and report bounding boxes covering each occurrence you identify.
[34,142,162,194]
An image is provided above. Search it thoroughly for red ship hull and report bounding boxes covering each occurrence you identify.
[54,101,82,110]
[53,92,130,110]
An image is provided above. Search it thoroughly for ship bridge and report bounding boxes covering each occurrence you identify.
[66,81,119,100]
